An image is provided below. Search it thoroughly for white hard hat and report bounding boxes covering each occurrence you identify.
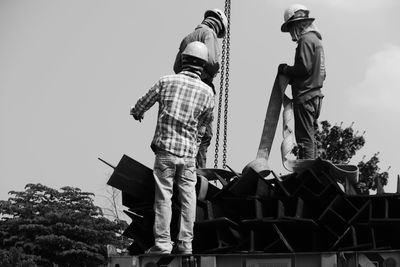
[182,41,209,62]
[204,8,228,38]
[281,4,315,32]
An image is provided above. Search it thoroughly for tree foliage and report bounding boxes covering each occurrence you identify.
[314,120,389,193]
[357,153,389,192]
[0,183,130,267]
[316,121,365,164]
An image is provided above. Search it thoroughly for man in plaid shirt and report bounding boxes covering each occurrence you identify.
[130,41,214,255]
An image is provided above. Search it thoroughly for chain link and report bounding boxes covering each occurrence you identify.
[214,0,231,169]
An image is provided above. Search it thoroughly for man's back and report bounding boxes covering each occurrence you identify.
[133,70,214,158]
[173,24,221,85]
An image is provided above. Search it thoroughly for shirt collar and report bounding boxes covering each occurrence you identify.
[180,70,201,80]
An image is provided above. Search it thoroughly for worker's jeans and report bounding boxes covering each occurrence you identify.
[293,96,323,159]
[152,150,197,252]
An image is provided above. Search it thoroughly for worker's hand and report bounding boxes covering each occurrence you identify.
[135,115,143,122]
[130,106,143,122]
[133,114,143,122]
[278,63,288,75]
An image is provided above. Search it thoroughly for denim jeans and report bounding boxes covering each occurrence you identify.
[152,150,197,252]
[293,96,323,159]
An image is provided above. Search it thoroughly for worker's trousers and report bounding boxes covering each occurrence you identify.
[293,96,323,159]
[152,150,197,252]
[196,123,213,168]
[196,79,215,169]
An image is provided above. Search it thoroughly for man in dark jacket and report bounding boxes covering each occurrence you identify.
[278,4,326,159]
[173,8,227,168]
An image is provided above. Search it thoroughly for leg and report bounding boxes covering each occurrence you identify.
[313,97,323,157]
[151,151,176,253]
[196,123,212,168]
[293,97,322,159]
[196,78,215,168]
[175,157,197,253]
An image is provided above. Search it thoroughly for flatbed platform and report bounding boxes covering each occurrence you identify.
[108,249,400,267]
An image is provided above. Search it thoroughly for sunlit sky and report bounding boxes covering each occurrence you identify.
[1,0,399,208]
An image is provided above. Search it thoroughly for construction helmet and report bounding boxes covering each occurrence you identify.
[182,41,209,63]
[204,8,228,38]
[281,4,315,32]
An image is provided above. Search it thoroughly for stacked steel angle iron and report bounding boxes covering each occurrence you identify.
[103,154,400,255]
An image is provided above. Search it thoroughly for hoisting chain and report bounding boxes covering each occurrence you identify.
[214,0,231,169]
[222,0,231,169]
[213,59,224,169]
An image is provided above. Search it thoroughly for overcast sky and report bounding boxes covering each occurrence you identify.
[1,0,400,207]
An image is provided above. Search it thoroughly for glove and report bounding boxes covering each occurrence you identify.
[278,63,288,75]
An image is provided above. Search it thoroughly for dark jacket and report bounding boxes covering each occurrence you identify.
[173,24,221,87]
[286,31,326,103]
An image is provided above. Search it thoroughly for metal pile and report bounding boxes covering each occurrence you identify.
[104,154,400,254]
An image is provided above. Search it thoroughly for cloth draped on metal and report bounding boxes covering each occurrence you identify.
[257,74,359,186]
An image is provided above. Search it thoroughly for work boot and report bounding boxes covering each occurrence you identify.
[172,241,192,255]
[145,242,173,255]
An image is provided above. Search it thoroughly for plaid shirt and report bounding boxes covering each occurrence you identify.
[132,71,214,158]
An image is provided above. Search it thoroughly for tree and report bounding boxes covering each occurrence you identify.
[315,121,365,164]
[357,153,389,193]
[0,247,37,267]
[0,183,130,267]
[100,186,125,222]
[313,120,390,194]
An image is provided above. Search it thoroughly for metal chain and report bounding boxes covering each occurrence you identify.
[222,0,231,169]
[213,39,225,169]
[214,0,231,169]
